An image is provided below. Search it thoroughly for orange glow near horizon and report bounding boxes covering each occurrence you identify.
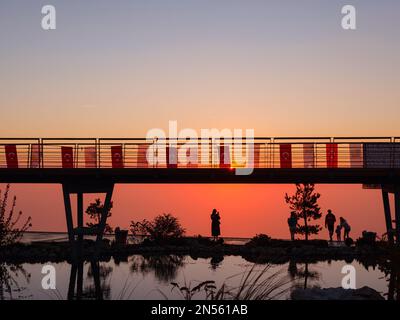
[2,183,388,240]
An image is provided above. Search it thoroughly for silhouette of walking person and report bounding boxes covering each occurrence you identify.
[325,209,336,242]
[211,209,221,241]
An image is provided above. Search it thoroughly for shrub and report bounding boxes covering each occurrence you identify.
[344,237,354,247]
[356,231,377,246]
[247,234,272,247]
[130,213,185,243]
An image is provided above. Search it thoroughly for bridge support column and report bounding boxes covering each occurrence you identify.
[381,188,394,245]
[96,184,114,245]
[62,182,114,249]
[77,192,84,245]
[395,186,400,246]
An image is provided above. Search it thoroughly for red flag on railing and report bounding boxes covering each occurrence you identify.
[254,143,261,168]
[30,144,41,168]
[187,145,198,168]
[303,144,314,168]
[349,144,363,168]
[5,145,18,168]
[166,146,178,168]
[280,144,292,168]
[326,143,338,168]
[137,144,149,168]
[219,145,230,168]
[111,146,124,168]
[84,147,97,168]
[246,143,261,168]
[61,146,74,168]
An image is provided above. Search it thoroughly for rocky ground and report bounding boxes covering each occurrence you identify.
[291,286,385,300]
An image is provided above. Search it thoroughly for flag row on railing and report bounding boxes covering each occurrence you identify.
[1,143,400,169]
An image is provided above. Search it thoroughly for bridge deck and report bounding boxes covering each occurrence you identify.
[1,168,400,184]
[1,137,400,185]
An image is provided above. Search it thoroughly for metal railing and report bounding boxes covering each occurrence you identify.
[0,137,399,169]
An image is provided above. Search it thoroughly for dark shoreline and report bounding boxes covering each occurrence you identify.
[0,239,395,266]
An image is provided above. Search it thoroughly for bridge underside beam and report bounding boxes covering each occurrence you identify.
[2,168,400,184]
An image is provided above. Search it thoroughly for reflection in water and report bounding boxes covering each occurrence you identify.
[210,255,224,270]
[2,253,400,300]
[379,260,400,301]
[67,260,113,300]
[130,255,185,283]
[287,261,320,289]
[0,263,31,300]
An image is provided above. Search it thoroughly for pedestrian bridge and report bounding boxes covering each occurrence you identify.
[1,137,400,184]
[0,137,399,246]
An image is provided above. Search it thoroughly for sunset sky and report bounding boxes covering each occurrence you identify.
[1,1,399,238]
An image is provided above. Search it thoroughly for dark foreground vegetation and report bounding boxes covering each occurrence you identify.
[0,235,397,266]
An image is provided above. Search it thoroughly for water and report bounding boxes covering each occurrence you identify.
[0,232,391,300]
[1,255,389,300]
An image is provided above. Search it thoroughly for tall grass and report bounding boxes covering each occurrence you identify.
[166,264,292,300]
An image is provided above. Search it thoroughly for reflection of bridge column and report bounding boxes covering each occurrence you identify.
[67,260,103,300]
[62,182,114,249]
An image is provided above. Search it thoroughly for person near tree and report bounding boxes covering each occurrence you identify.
[325,209,336,242]
[287,211,298,241]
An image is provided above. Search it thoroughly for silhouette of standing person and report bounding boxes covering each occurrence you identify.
[325,209,336,242]
[211,209,221,241]
[340,217,351,240]
[287,212,298,241]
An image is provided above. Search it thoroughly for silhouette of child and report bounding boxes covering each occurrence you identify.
[335,225,342,242]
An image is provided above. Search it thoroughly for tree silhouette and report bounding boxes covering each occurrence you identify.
[0,184,32,247]
[85,198,113,234]
[285,184,322,241]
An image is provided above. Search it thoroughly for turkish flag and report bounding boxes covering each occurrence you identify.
[219,145,230,168]
[5,145,18,168]
[254,143,261,168]
[84,147,97,168]
[349,143,363,168]
[186,144,198,168]
[111,146,124,168]
[326,143,338,168]
[30,144,41,168]
[61,146,74,168]
[137,144,149,168]
[280,144,292,168]
[303,144,314,168]
[166,146,178,168]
